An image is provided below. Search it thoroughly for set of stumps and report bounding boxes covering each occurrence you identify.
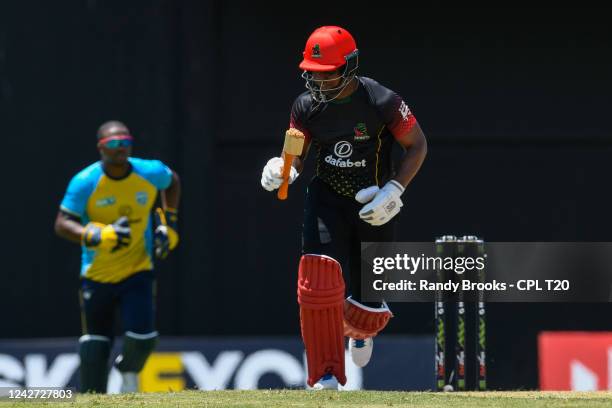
[434,235,486,391]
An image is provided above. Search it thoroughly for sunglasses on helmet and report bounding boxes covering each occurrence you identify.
[98,135,133,148]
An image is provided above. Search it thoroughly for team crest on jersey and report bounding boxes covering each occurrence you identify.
[136,191,148,206]
[354,123,370,141]
[95,196,116,207]
[312,44,322,58]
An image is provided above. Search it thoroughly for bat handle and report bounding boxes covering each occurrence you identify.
[277,152,294,200]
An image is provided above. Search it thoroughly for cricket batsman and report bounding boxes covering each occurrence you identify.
[261,26,427,389]
[54,121,181,393]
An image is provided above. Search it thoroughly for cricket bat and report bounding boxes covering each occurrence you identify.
[277,128,305,200]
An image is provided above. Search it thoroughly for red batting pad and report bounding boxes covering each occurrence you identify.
[297,254,347,386]
[343,298,393,340]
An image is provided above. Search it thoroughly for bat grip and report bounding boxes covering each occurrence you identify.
[277,152,294,200]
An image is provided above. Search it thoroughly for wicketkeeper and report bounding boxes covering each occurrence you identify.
[55,121,181,393]
[261,26,427,389]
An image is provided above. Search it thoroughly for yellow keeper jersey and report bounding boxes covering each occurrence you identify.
[60,157,172,283]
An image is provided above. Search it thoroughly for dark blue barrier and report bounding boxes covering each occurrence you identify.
[0,335,434,392]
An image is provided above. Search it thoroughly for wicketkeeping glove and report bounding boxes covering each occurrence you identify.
[154,208,179,259]
[356,180,405,226]
[82,216,131,252]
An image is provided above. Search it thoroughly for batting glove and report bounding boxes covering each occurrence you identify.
[356,180,404,226]
[82,216,131,252]
[261,157,298,192]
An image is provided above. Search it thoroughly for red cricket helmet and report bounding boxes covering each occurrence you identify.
[299,26,358,72]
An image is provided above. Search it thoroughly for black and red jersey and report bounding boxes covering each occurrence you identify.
[290,76,417,197]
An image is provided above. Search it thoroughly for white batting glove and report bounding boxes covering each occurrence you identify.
[356,180,404,226]
[261,157,299,192]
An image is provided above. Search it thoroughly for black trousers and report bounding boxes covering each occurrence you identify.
[79,270,156,339]
[302,177,397,304]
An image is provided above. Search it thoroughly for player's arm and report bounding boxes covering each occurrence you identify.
[288,102,312,174]
[54,211,85,243]
[291,136,312,174]
[356,88,427,226]
[57,171,131,250]
[154,169,181,259]
[261,97,312,193]
[160,170,181,210]
[392,121,427,188]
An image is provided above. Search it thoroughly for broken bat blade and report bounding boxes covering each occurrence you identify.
[282,128,305,156]
[277,129,305,200]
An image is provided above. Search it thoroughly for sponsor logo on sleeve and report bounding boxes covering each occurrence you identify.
[399,101,411,121]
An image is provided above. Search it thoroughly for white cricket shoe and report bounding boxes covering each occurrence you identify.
[310,374,339,390]
[349,337,373,367]
[119,372,139,393]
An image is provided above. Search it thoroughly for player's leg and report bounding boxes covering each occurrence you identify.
[303,178,351,262]
[78,278,116,393]
[115,271,158,393]
[344,216,396,367]
[301,179,351,389]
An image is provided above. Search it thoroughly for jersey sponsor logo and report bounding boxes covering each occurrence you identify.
[354,123,370,141]
[136,191,148,206]
[333,141,353,158]
[95,196,116,207]
[325,141,367,168]
[399,100,412,121]
[325,155,367,168]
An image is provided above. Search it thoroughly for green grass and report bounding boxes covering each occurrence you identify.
[1,390,611,408]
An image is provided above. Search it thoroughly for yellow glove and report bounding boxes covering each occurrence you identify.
[82,216,131,252]
[154,208,179,259]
